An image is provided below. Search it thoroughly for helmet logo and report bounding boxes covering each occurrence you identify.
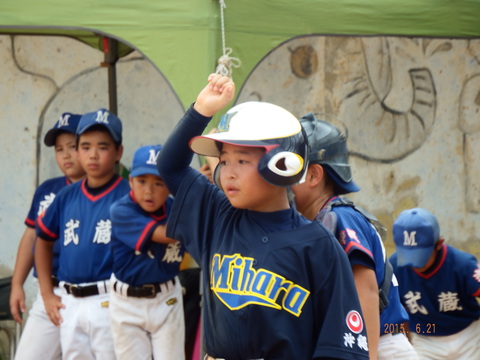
[267,151,304,177]
[218,111,238,133]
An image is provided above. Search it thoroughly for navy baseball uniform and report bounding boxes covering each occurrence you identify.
[34,108,127,360]
[320,199,410,334]
[110,193,182,285]
[158,105,370,360]
[13,112,84,360]
[36,175,129,359]
[391,207,480,359]
[37,175,129,284]
[26,176,71,278]
[108,144,185,359]
[292,113,418,359]
[109,191,185,359]
[391,245,480,335]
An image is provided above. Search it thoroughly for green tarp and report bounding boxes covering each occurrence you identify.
[1,0,479,108]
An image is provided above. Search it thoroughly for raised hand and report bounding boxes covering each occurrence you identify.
[194,74,235,117]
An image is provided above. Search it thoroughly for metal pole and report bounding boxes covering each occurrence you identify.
[101,37,119,115]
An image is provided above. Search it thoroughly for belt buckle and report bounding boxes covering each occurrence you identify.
[69,284,82,297]
[143,284,157,298]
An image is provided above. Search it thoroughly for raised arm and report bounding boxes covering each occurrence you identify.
[157,74,234,195]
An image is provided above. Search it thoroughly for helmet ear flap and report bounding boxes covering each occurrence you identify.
[257,127,308,186]
[258,148,306,186]
[213,162,224,191]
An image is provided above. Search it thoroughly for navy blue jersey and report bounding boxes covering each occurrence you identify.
[322,200,410,335]
[36,176,130,284]
[110,192,184,286]
[390,244,480,336]
[158,106,370,360]
[25,176,71,278]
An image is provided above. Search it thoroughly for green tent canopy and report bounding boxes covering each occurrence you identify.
[1,0,479,108]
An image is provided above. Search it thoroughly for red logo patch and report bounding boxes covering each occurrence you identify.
[346,310,363,334]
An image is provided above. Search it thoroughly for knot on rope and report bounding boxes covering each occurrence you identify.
[215,0,241,78]
[215,48,241,77]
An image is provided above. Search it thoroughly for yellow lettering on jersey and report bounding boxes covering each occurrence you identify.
[210,253,310,317]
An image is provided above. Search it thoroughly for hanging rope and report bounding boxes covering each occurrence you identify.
[215,0,241,78]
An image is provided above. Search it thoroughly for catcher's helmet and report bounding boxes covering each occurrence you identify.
[190,101,308,187]
[300,112,360,194]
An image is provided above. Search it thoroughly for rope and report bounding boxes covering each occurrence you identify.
[215,0,241,78]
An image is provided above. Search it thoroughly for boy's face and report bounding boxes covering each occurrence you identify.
[54,132,85,182]
[77,130,123,186]
[219,143,288,212]
[411,239,444,272]
[129,174,169,213]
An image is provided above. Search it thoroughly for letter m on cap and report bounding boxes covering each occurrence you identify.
[146,149,159,165]
[95,110,109,124]
[58,114,71,128]
[403,231,418,246]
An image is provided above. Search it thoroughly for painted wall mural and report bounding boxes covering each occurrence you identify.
[237,36,480,255]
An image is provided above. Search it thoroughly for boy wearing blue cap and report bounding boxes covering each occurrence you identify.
[35,108,130,360]
[109,144,185,360]
[11,113,85,360]
[390,207,480,360]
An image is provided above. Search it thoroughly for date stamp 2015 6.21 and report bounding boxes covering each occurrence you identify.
[383,323,437,335]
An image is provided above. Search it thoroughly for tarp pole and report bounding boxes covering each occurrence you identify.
[102,37,119,115]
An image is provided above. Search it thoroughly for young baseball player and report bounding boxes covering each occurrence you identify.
[390,207,480,360]
[35,108,130,360]
[109,144,185,359]
[10,112,85,360]
[291,113,418,360]
[157,74,370,359]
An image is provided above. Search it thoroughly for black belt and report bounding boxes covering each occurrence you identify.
[52,276,59,287]
[114,278,175,298]
[63,282,107,298]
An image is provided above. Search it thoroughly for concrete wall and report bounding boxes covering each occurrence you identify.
[236,36,480,258]
[0,34,479,318]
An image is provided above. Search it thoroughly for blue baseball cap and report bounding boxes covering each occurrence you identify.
[130,145,163,178]
[44,113,82,146]
[77,108,122,143]
[393,208,440,268]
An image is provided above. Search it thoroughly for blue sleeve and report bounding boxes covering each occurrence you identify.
[463,254,480,297]
[36,194,61,242]
[349,251,375,270]
[25,186,42,227]
[157,105,212,196]
[110,196,163,253]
